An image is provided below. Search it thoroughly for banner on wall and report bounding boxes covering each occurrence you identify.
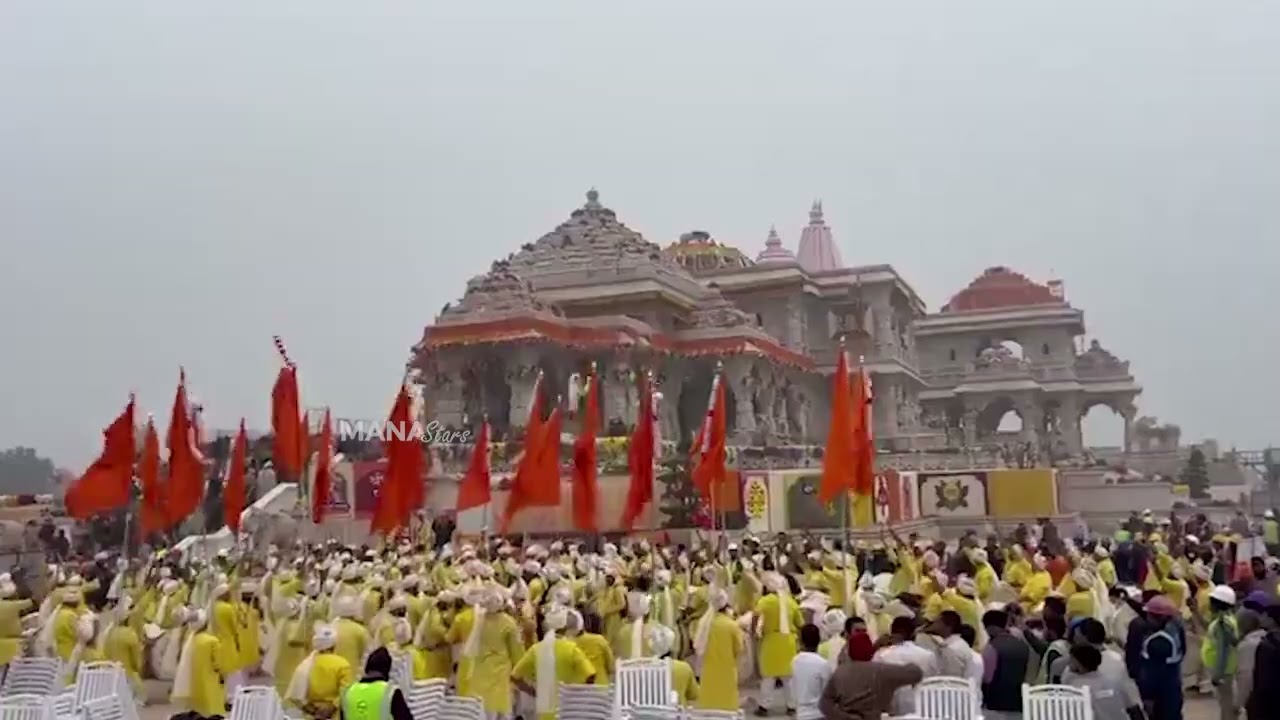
[987,469,1057,518]
[917,472,989,518]
[322,460,355,514]
[873,470,919,524]
[352,459,388,517]
[742,473,770,534]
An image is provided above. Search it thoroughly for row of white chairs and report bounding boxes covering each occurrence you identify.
[892,676,1094,720]
[0,661,136,720]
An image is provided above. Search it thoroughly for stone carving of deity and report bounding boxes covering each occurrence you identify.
[785,384,809,441]
[772,382,791,438]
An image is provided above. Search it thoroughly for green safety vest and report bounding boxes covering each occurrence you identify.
[1264,519,1279,545]
[342,680,392,720]
[1200,614,1239,677]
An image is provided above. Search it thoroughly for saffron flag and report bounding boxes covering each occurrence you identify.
[571,372,600,532]
[164,370,205,528]
[138,417,166,537]
[501,407,562,533]
[65,398,136,519]
[819,348,855,507]
[223,420,248,534]
[271,364,305,479]
[312,408,334,524]
[371,384,422,535]
[691,370,727,509]
[456,419,491,512]
[621,372,656,531]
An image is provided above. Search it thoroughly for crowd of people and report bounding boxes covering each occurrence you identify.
[2,508,1279,720]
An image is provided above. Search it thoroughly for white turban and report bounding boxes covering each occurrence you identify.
[956,576,977,597]
[648,625,676,658]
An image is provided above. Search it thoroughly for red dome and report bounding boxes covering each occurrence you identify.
[942,266,1063,313]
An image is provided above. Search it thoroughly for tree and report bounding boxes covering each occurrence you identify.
[1182,447,1210,499]
[0,446,55,494]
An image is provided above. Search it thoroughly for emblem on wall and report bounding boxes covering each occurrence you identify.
[935,477,970,511]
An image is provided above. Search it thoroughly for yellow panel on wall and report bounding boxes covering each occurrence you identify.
[987,469,1058,518]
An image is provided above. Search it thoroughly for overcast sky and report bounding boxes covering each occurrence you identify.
[3,1,1278,469]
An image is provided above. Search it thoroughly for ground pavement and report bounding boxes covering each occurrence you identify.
[138,680,1222,720]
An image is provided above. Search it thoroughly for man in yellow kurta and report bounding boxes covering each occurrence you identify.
[102,597,144,701]
[694,588,743,711]
[210,583,245,698]
[651,624,698,706]
[972,549,999,602]
[1020,555,1053,612]
[754,572,802,714]
[413,592,452,680]
[48,587,84,663]
[0,574,33,666]
[447,587,525,717]
[332,595,371,671]
[235,583,263,677]
[170,610,225,718]
[267,598,309,698]
[286,624,354,719]
[511,607,595,720]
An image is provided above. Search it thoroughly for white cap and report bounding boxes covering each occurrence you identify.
[1209,585,1237,605]
[313,624,338,650]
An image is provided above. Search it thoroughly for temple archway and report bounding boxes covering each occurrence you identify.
[1081,401,1124,451]
[976,396,1022,439]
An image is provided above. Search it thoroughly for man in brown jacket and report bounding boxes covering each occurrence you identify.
[818,657,924,720]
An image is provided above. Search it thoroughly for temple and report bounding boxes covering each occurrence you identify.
[408,190,1141,466]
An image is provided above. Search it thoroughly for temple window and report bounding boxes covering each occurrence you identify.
[949,349,957,362]
[1042,343,1051,355]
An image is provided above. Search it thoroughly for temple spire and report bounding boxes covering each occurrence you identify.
[756,225,796,264]
[797,199,843,272]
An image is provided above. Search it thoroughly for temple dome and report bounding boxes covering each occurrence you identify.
[796,200,844,272]
[942,266,1065,313]
[665,230,754,275]
[756,226,796,264]
[506,189,692,283]
[437,265,561,324]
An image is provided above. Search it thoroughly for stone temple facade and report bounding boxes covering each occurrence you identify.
[408,191,1140,463]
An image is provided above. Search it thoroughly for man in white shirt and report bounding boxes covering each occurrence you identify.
[789,624,832,720]
[959,624,985,688]
[873,616,937,716]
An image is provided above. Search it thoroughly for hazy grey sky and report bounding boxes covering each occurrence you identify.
[3,1,1278,469]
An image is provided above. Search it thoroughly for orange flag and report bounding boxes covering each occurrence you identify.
[164,370,205,528]
[312,409,334,524]
[621,372,656,531]
[501,407,561,533]
[818,348,856,505]
[371,384,422,535]
[138,417,166,537]
[456,419,491,512]
[65,398,136,519]
[223,420,248,534]
[691,370,727,508]
[571,372,600,533]
[271,365,304,479]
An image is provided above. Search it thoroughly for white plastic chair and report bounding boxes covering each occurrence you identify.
[0,695,54,720]
[915,676,982,720]
[557,683,612,720]
[621,706,679,720]
[684,710,744,720]
[80,696,125,720]
[1,659,61,697]
[1022,683,1094,720]
[613,658,675,715]
[228,685,283,720]
[437,696,483,720]
[48,692,73,720]
[404,679,446,720]
[70,663,127,714]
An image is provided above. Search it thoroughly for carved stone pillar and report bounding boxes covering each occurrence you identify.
[756,370,780,442]
[506,364,539,433]
[784,296,805,351]
[1120,400,1137,455]
[961,399,980,447]
[425,353,466,430]
[603,358,634,431]
[725,358,757,443]
[656,357,685,445]
[1058,395,1082,456]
